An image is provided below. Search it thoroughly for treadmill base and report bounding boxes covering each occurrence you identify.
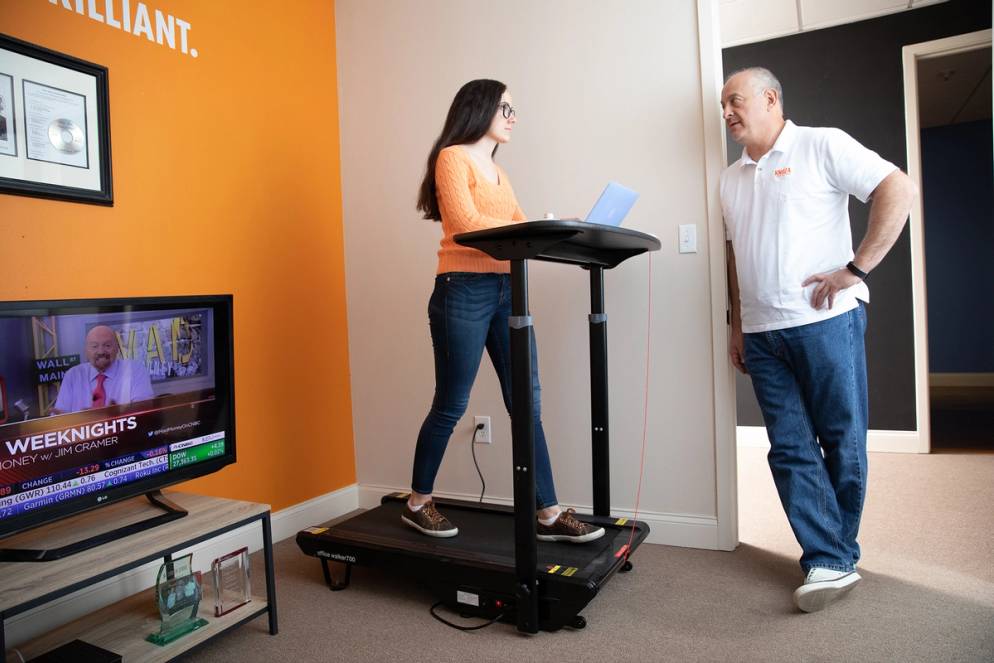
[297,495,649,633]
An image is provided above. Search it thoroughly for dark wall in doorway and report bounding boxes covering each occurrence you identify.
[922,120,994,373]
[723,0,991,431]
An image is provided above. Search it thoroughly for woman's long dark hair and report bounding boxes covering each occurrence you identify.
[417,79,506,221]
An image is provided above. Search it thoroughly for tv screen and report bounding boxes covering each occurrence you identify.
[0,295,235,540]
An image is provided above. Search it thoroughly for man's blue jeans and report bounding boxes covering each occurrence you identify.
[412,273,559,509]
[743,303,868,573]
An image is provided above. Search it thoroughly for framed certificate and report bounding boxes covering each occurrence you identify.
[0,33,112,205]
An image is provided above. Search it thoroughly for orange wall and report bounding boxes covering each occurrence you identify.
[0,1,355,510]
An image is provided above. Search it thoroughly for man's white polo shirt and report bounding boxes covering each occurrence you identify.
[720,120,896,333]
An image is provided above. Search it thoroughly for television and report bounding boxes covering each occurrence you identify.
[0,295,235,560]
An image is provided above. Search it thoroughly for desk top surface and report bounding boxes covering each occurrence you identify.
[455,220,661,269]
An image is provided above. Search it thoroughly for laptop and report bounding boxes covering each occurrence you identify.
[584,182,639,227]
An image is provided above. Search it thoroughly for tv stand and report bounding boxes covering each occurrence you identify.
[0,492,277,661]
[0,491,189,563]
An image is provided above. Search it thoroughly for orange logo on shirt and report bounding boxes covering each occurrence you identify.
[774,167,792,178]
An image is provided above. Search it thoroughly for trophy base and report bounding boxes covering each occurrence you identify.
[146,617,209,646]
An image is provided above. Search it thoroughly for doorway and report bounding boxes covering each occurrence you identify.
[903,30,994,453]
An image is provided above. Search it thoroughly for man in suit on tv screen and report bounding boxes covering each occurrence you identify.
[53,325,155,414]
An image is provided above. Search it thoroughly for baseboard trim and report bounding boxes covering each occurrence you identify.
[269,483,360,542]
[4,485,360,649]
[930,372,994,388]
[737,425,925,454]
[358,483,722,550]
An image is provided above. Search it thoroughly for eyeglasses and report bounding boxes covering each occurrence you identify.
[497,102,516,119]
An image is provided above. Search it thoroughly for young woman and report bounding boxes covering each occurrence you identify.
[405,79,603,544]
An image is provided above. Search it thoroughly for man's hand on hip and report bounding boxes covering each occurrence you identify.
[802,268,862,310]
[730,325,747,374]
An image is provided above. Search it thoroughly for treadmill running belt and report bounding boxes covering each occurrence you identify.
[324,500,634,582]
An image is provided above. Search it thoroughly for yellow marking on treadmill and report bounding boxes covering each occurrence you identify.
[615,517,629,526]
[304,527,328,535]
[393,492,411,499]
[562,567,578,577]
[547,565,561,574]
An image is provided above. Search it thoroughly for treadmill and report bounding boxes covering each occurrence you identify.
[297,220,661,633]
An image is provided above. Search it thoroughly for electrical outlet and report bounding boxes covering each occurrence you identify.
[473,416,492,444]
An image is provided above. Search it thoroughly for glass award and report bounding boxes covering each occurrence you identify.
[211,547,251,616]
[146,553,209,646]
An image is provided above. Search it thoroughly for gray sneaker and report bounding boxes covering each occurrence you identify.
[401,501,458,538]
[793,568,862,612]
[536,509,605,543]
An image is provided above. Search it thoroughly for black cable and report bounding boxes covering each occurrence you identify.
[471,423,485,503]
[429,600,503,631]
[428,427,499,632]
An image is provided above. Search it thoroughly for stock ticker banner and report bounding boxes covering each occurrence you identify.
[0,397,224,519]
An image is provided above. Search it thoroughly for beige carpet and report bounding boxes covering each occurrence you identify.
[183,448,994,662]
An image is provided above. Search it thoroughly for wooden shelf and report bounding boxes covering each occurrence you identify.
[8,591,269,663]
[0,493,269,615]
[0,492,277,662]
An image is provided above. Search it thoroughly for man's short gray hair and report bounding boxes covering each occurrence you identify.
[725,67,784,110]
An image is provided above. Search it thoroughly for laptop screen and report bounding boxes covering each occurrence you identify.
[585,182,639,227]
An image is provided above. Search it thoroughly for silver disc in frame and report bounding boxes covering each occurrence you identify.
[47,118,84,154]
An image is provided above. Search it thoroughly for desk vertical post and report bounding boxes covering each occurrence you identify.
[262,512,278,635]
[509,259,538,634]
[589,267,611,516]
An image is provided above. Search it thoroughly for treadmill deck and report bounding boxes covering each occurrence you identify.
[302,495,646,584]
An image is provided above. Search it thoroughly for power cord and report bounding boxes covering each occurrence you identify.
[471,423,486,502]
[422,424,494,632]
[624,251,653,560]
[430,600,504,631]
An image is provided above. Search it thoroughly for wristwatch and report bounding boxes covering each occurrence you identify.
[846,261,868,280]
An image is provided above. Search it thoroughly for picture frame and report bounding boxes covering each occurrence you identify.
[210,547,252,617]
[0,33,112,205]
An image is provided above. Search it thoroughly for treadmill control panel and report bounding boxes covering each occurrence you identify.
[456,585,513,618]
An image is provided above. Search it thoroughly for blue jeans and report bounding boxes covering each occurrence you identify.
[411,273,559,509]
[743,303,868,573]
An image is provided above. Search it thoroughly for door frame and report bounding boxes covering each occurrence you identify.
[698,0,738,551]
[902,28,992,453]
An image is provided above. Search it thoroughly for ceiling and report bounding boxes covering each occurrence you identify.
[719,0,949,48]
[917,47,992,128]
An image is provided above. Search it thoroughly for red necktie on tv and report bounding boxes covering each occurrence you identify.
[92,373,107,408]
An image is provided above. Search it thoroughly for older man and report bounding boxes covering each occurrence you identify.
[53,325,154,414]
[720,67,916,612]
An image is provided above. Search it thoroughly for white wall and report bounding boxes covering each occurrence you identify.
[336,0,734,549]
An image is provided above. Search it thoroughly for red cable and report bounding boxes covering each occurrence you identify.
[623,251,652,560]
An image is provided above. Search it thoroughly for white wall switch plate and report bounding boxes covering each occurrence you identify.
[679,224,697,253]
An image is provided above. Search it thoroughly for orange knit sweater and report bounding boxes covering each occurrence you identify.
[434,145,526,274]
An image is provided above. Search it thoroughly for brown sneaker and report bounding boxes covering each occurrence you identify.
[537,508,605,543]
[401,501,458,538]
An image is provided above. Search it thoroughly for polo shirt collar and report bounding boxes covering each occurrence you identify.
[738,120,797,167]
